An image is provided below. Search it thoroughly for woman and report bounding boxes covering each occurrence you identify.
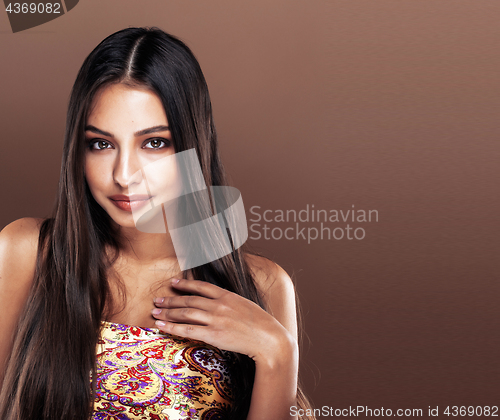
[0,27,313,419]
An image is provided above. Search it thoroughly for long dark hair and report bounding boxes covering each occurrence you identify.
[0,27,314,419]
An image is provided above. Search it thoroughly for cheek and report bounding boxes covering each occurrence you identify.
[147,159,184,204]
[84,156,108,196]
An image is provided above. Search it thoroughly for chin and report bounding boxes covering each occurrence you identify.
[109,215,137,229]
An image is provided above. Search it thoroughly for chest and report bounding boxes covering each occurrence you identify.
[103,259,192,329]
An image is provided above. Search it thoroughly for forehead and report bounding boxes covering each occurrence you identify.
[87,83,168,129]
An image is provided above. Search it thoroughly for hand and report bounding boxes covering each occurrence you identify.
[151,278,296,364]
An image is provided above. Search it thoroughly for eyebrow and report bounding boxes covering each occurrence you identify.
[84,125,170,137]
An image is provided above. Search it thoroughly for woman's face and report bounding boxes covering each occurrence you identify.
[84,83,178,229]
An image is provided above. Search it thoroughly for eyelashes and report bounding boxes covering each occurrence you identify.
[143,138,172,149]
[87,138,172,151]
[87,139,110,150]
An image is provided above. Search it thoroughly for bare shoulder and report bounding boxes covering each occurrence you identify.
[0,217,44,257]
[244,253,298,339]
[0,217,44,291]
[0,216,44,240]
[244,253,295,297]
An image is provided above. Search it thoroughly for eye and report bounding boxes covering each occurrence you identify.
[88,139,112,150]
[143,138,171,150]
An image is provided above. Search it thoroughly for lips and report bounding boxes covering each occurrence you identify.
[109,195,153,212]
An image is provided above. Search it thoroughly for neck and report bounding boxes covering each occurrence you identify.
[115,225,177,264]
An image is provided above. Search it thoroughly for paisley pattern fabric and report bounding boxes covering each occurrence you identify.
[92,321,234,420]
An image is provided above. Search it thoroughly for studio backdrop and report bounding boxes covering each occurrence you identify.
[1,0,499,416]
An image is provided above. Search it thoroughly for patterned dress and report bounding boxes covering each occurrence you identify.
[92,321,235,420]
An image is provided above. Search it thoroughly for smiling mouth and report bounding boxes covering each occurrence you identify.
[109,196,153,212]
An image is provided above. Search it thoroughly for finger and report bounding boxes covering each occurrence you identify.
[155,320,212,343]
[152,307,212,326]
[154,294,216,312]
[169,278,225,299]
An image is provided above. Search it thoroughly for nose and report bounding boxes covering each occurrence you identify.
[113,149,142,189]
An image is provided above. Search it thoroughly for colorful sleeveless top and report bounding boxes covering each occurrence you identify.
[92,321,235,420]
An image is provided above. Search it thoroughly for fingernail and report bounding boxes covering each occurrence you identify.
[156,320,166,327]
[154,297,164,304]
[152,308,162,315]
[171,278,180,284]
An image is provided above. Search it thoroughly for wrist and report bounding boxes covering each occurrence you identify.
[253,328,298,370]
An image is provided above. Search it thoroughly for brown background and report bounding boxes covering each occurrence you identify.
[1,0,499,415]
